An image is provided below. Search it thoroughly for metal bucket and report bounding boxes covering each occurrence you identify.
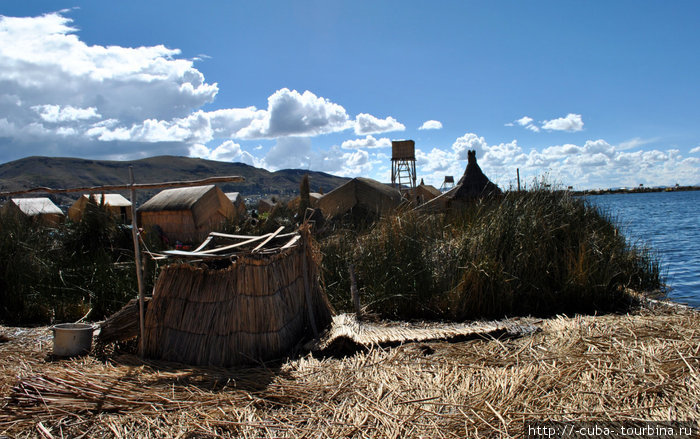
[52,323,95,357]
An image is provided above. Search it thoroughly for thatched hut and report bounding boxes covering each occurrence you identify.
[408,183,442,205]
[417,150,501,212]
[287,192,323,211]
[257,198,277,214]
[225,192,247,217]
[141,227,333,366]
[1,198,64,225]
[138,185,237,244]
[318,177,402,219]
[68,193,132,223]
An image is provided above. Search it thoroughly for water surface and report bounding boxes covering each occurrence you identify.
[585,190,699,307]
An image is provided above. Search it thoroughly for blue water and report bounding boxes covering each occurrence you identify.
[585,191,700,308]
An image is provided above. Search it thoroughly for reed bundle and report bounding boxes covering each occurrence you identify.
[0,303,698,437]
[97,298,150,345]
[141,228,333,366]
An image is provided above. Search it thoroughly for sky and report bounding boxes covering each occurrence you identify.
[1,1,699,190]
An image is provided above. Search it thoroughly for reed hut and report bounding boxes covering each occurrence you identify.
[68,193,132,223]
[417,150,501,213]
[141,226,334,366]
[257,198,278,214]
[1,198,64,225]
[225,192,247,217]
[408,183,442,205]
[287,192,323,211]
[138,185,237,244]
[318,177,402,219]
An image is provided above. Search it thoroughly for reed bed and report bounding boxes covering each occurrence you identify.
[1,303,698,438]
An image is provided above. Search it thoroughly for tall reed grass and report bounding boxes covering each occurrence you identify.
[321,189,662,320]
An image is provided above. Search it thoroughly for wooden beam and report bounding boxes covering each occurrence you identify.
[0,175,245,197]
[252,226,285,252]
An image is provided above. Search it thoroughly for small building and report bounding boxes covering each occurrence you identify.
[138,185,237,244]
[225,192,247,216]
[257,198,278,214]
[408,183,442,205]
[287,192,323,211]
[318,177,402,219]
[68,193,132,223]
[2,197,65,226]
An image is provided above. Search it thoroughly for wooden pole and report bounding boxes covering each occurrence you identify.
[349,263,361,321]
[128,167,146,357]
[516,168,521,192]
[0,175,245,197]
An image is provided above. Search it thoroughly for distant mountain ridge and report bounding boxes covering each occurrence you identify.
[0,156,349,207]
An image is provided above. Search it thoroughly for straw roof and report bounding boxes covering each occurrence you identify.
[141,226,334,366]
[67,194,132,222]
[417,150,501,212]
[318,177,402,219]
[225,192,243,206]
[139,185,217,212]
[2,198,64,225]
[7,198,63,216]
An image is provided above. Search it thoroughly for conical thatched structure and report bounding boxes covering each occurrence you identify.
[1,198,64,225]
[68,193,132,223]
[141,226,333,366]
[318,177,402,219]
[417,150,501,212]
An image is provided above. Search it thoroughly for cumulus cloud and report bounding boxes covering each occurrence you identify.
[0,11,405,164]
[354,113,405,135]
[418,120,443,130]
[507,116,540,132]
[542,113,584,132]
[452,133,488,160]
[341,135,391,149]
[689,146,700,154]
[188,140,258,166]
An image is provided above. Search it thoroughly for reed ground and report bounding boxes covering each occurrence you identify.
[1,303,698,438]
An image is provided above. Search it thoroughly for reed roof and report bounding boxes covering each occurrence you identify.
[225,192,244,206]
[318,177,402,218]
[8,198,63,216]
[76,193,131,207]
[138,185,216,212]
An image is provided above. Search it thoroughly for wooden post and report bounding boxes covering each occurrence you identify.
[349,264,361,321]
[516,168,521,192]
[128,167,146,357]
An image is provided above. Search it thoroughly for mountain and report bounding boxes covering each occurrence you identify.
[0,156,349,207]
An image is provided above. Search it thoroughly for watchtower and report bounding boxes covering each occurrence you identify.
[391,140,416,193]
[440,176,455,192]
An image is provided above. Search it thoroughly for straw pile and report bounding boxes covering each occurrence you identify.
[141,232,333,366]
[0,303,698,437]
[97,298,150,345]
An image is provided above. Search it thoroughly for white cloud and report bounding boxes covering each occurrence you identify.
[237,88,352,139]
[689,146,700,154]
[341,135,391,149]
[32,104,101,122]
[542,113,584,132]
[507,115,540,132]
[262,137,312,170]
[452,133,488,160]
[516,116,533,126]
[354,113,405,135]
[188,140,258,166]
[418,120,443,130]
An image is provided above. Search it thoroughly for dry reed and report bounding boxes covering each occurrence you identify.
[1,302,698,438]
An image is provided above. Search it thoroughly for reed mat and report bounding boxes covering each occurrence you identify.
[1,303,698,438]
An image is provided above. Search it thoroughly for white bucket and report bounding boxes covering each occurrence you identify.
[52,323,95,357]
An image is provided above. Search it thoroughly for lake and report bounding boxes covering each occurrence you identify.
[584,190,700,308]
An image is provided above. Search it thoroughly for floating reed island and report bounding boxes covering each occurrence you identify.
[1,302,697,437]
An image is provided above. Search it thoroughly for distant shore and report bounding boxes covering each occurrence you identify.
[572,185,700,196]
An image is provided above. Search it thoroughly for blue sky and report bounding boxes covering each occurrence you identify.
[1,1,699,189]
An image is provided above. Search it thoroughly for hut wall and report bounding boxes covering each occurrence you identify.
[140,210,198,243]
[318,182,357,219]
[355,181,401,215]
[68,196,132,223]
[141,241,333,366]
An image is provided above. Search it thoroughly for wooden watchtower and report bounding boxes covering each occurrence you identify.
[391,140,417,193]
[440,176,455,192]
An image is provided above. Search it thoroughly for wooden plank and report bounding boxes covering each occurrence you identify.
[161,250,223,258]
[208,231,298,240]
[199,233,271,254]
[193,235,214,252]
[0,175,245,197]
[252,226,285,252]
[280,235,301,249]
